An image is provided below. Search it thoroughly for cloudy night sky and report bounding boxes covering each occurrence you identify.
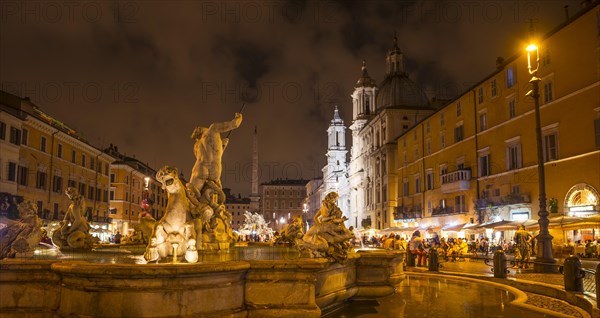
[0,0,582,196]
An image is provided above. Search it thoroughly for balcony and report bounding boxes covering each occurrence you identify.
[441,169,471,194]
[431,206,456,216]
[393,207,422,221]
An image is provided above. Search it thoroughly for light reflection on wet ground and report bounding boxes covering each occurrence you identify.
[327,276,551,318]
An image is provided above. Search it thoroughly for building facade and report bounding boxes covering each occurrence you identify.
[0,91,115,233]
[348,36,435,230]
[223,188,251,230]
[260,179,308,231]
[396,4,600,243]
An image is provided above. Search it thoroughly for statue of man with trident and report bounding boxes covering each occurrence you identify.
[187,111,242,249]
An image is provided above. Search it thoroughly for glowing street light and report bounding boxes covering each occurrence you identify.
[526,41,556,273]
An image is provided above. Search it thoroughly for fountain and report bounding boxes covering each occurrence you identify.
[0,112,405,317]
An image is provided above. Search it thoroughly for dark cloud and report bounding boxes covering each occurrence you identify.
[0,0,582,195]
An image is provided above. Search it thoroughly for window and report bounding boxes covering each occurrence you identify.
[479,112,487,131]
[440,132,446,148]
[68,179,76,188]
[110,190,115,200]
[543,132,558,162]
[0,121,5,140]
[478,87,484,104]
[36,171,47,189]
[541,47,550,66]
[88,186,94,199]
[40,136,47,152]
[426,121,430,134]
[81,154,86,168]
[57,144,63,159]
[10,127,21,145]
[508,98,516,119]
[53,176,63,193]
[415,176,421,193]
[506,67,515,88]
[7,162,17,182]
[414,145,418,161]
[454,125,464,142]
[402,179,409,197]
[440,164,448,178]
[413,129,417,141]
[455,195,466,212]
[110,173,115,183]
[490,79,497,97]
[79,183,86,197]
[512,185,520,194]
[543,82,553,103]
[440,112,445,126]
[507,143,522,170]
[21,128,28,145]
[426,171,433,191]
[90,157,95,170]
[456,102,462,117]
[426,139,431,155]
[18,166,28,185]
[479,154,491,177]
[71,150,76,163]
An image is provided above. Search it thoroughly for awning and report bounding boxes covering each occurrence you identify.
[442,223,466,232]
[477,220,513,229]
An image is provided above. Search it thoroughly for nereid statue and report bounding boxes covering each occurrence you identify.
[51,187,97,250]
[299,192,354,263]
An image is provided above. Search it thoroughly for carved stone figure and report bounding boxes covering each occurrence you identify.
[239,211,275,242]
[185,113,242,250]
[275,215,304,245]
[51,187,97,250]
[144,166,198,263]
[299,192,354,263]
[0,201,43,259]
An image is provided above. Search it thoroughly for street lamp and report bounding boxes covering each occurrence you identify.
[526,42,556,272]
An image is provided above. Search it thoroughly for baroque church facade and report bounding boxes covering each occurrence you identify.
[327,35,436,230]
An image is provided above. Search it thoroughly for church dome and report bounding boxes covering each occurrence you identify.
[375,34,430,110]
[376,74,430,109]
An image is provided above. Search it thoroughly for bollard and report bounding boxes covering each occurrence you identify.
[407,250,416,267]
[563,256,584,292]
[493,250,507,278]
[428,248,439,271]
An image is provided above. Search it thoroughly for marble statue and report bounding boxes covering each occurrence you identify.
[299,192,355,263]
[122,211,156,245]
[239,211,274,242]
[0,201,43,259]
[275,215,304,245]
[186,113,242,250]
[51,187,97,250]
[144,166,198,263]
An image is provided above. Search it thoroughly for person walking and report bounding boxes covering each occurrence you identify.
[409,230,427,267]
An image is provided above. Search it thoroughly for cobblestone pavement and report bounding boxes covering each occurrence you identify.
[407,257,598,318]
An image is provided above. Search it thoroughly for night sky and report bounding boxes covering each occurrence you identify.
[0,0,581,196]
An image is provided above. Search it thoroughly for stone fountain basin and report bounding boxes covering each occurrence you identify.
[0,249,404,317]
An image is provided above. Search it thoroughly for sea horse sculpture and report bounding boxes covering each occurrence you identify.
[144,166,198,263]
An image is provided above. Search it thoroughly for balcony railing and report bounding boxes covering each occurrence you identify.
[431,206,456,216]
[441,169,471,194]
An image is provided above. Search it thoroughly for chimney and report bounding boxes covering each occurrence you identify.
[496,57,505,70]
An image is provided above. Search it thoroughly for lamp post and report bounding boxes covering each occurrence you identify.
[526,43,556,272]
